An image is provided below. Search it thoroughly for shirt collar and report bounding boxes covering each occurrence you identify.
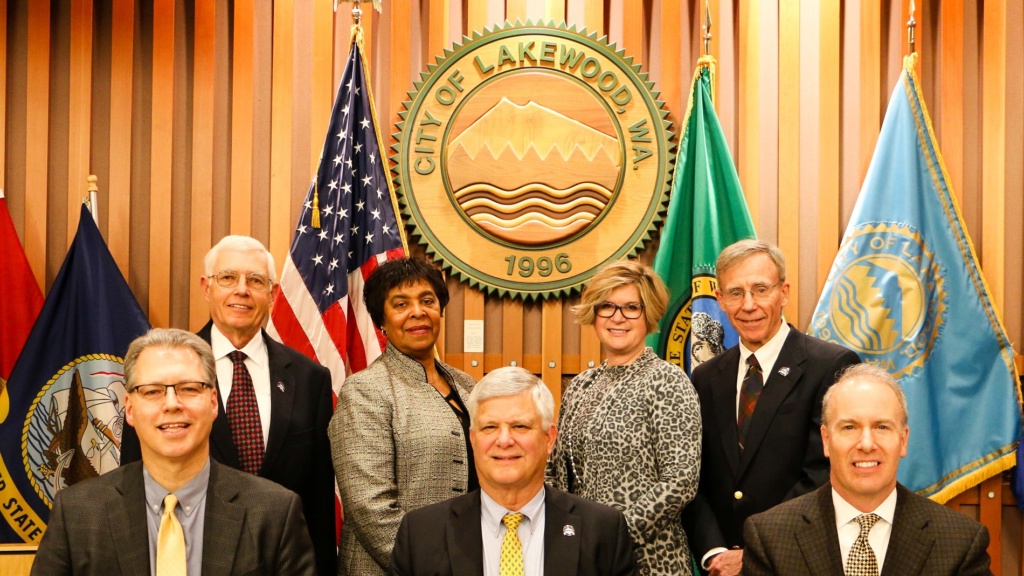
[143,459,212,519]
[480,486,546,536]
[210,324,268,370]
[831,485,898,529]
[739,320,790,376]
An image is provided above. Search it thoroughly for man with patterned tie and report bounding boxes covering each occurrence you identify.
[121,236,336,575]
[389,367,637,576]
[683,239,861,576]
[33,328,315,575]
[743,363,991,575]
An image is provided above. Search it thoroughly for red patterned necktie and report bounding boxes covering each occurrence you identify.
[737,354,763,451]
[227,350,264,474]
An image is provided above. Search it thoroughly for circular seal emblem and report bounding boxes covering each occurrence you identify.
[663,274,740,374]
[811,223,946,378]
[22,355,128,506]
[393,22,673,299]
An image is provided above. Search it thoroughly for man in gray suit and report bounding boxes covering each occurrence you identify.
[743,363,991,575]
[32,328,315,575]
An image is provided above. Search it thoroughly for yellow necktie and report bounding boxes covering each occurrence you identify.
[157,494,187,576]
[500,512,525,576]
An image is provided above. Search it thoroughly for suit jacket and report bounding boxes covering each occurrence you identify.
[330,343,476,576]
[742,483,992,575]
[31,460,316,575]
[389,486,638,576]
[683,326,860,561]
[121,324,336,576]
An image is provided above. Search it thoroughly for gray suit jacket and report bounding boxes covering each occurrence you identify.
[389,486,638,576]
[742,483,992,575]
[330,343,475,576]
[31,460,316,575]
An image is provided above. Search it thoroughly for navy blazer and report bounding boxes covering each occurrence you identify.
[682,326,860,562]
[389,485,638,576]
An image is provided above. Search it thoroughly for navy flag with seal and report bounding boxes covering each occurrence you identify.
[0,204,149,543]
[810,53,1021,503]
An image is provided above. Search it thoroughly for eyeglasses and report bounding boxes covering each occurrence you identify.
[130,382,212,402]
[720,282,782,305]
[594,302,645,319]
[208,270,273,292]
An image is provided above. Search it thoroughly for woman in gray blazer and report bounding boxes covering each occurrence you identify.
[329,257,476,576]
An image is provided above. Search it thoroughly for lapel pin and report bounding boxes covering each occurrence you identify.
[563,524,575,536]
[778,367,790,377]
[277,382,285,392]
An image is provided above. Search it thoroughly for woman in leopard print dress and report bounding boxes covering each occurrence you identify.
[548,261,701,576]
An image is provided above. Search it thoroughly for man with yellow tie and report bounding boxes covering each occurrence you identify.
[32,328,315,575]
[389,366,637,576]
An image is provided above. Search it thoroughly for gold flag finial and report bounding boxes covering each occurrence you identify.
[703,1,713,56]
[336,0,383,25]
[907,0,917,55]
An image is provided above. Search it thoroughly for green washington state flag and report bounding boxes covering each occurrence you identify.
[648,57,755,375]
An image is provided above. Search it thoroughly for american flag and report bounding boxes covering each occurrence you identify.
[269,31,406,398]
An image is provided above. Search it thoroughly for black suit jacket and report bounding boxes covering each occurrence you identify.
[389,486,637,576]
[743,483,992,575]
[683,326,860,561]
[32,460,316,575]
[121,324,336,576]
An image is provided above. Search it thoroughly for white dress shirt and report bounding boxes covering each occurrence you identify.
[210,326,272,443]
[833,487,897,572]
[481,487,546,576]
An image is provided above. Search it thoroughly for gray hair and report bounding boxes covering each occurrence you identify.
[715,239,786,284]
[822,363,908,428]
[466,366,555,429]
[204,235,277,283]
[124,328,217,391]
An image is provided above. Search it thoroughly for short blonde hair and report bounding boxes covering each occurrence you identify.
[715,239,785,284]
[572,260,668,334]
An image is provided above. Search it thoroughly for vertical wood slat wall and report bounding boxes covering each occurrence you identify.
[2,0,1023,551]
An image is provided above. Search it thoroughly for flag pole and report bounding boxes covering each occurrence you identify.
[907,0,917,56]
[85,175,99,226]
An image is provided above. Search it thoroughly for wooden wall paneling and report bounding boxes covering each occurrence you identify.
[656,0,682,129]
[426,0,449,64]
[1002,0,1024,346]
[712,1,737,156]
[463,288,485,379]
[148,0,176,327]
[386,2,411,155]
[619,0,645,65]
[778,0,800,325]
[756,2,779,244]
[858,2,882,187]
[979,475,1003,574]
[108,0,135,277]
[542,0,565,23]
[68,0,94,244]
[939,0,965,215]
[507,0,527,21]
[268,0,296,274]
[542,299,563,411]
[815,0,839,291]
[312,0,335,176]
[737,0,759,229]
[577,0,603,34]
[982,0,1006,309]
[230,0,255,237]
[25,1,50,289]
[503,300,525,370]
[333,6,353,90]
[190,0,217,331]
[795,0,819,326]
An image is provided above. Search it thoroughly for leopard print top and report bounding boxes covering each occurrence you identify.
[547,347,701,576]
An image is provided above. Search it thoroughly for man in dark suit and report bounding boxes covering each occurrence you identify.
[33,328,315,575]
[743,363,991,575]
[684,239,860,575]
[121,235,335,575]
[389,367,636,576]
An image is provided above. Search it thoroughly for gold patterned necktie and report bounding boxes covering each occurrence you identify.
[156,494,187,576]
[500,512,525,576]
[845,513,880,576]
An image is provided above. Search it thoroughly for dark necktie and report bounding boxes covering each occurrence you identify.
[846,513,881,575]
[737,354,763,450]
[227,350,264,474]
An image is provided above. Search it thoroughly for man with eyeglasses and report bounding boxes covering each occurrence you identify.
[121,236,336,575]
[682,239,860,576]
[33,328,316,575]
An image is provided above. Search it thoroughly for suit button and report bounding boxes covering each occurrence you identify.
[734,491,743,500]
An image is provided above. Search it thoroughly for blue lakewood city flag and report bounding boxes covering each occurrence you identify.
[810,54,1021,503]
[0,204,150,542]
[648,56,756,375]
